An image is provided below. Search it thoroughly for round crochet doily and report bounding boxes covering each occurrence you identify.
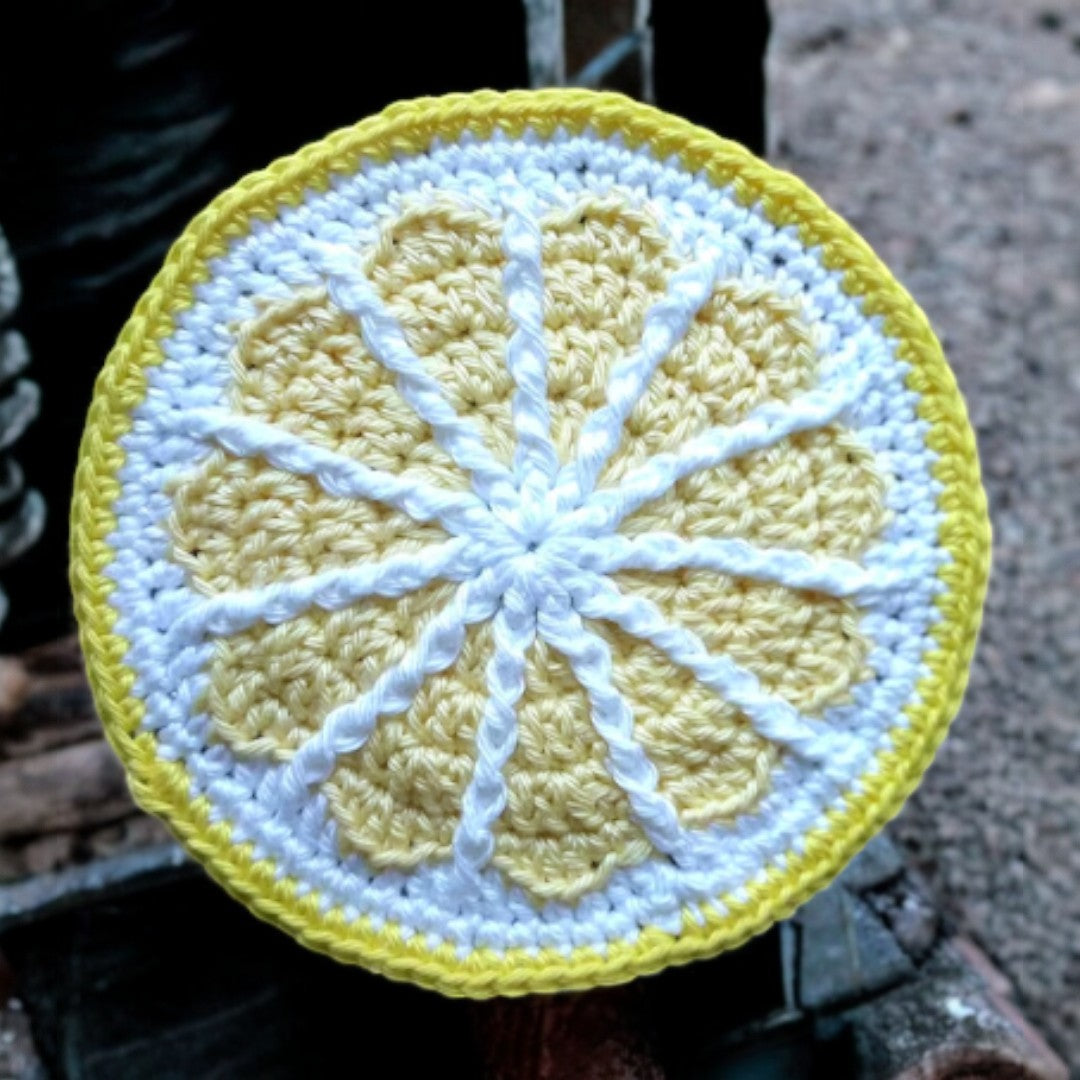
[71,90,990,996]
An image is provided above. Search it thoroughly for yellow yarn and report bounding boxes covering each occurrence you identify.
[166,191,884,904]
[170,454,450,593]
[230,286,466,489]
[619,426,888,552]
[495,638,652,902]
[328,620,492,870]
[70,89,991,997]
[207,583,457,760]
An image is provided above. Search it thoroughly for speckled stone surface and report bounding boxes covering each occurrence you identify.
[768,0,1080,1066]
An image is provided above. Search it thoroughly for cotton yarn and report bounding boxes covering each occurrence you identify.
[71,90,990,996]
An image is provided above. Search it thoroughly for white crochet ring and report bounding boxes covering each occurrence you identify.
[71,91,989,996]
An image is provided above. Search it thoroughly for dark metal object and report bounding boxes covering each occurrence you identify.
[0,832,1065,1079]
[0,844,188,933]
[0,0,531,651]
[2,857,482,1080]
[0,230,44,628]
[571,31,646,89]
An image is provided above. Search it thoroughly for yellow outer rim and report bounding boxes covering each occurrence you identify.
[69,89,991,998]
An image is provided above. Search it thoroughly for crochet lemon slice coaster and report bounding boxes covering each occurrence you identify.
[71,89,990,997]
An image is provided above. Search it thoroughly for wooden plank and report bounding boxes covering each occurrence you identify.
[474,986,665,1079]
[0,636,99,760]
[0,740,131,839]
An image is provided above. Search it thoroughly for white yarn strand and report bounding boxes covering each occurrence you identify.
[571,573,856,774]
[451,585,536,885]
[537,589,697,860]
[556,243,740,507]
[579,533,917,600]
[174,407,496,539]
[304,240,518,509]
[275,568,508,809]
[170,536,482,642]
[560,369,873,538]
[500,192,560,498]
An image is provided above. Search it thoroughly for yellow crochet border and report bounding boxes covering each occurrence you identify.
[70,89,991,997]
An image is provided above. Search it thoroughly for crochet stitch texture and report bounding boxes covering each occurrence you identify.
[71,90,990,996]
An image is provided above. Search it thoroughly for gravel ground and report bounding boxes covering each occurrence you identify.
[768,0,1080,1066]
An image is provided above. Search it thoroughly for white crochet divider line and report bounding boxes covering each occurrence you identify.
[570,571,863,781]
[535,585,704,862]
[171,407,496,539]
[576,533,931,601]
[452,580,536,886]
[270,565,510,811]
[299,236,519,511]
[498,187,560,502]
[555,363,873,539]
[167,536,483,641]
[554,242,747,511]
[104,130,946,954]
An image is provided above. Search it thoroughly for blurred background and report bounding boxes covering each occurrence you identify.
[0,1,1073,1077]
[768,0,1078,1070]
